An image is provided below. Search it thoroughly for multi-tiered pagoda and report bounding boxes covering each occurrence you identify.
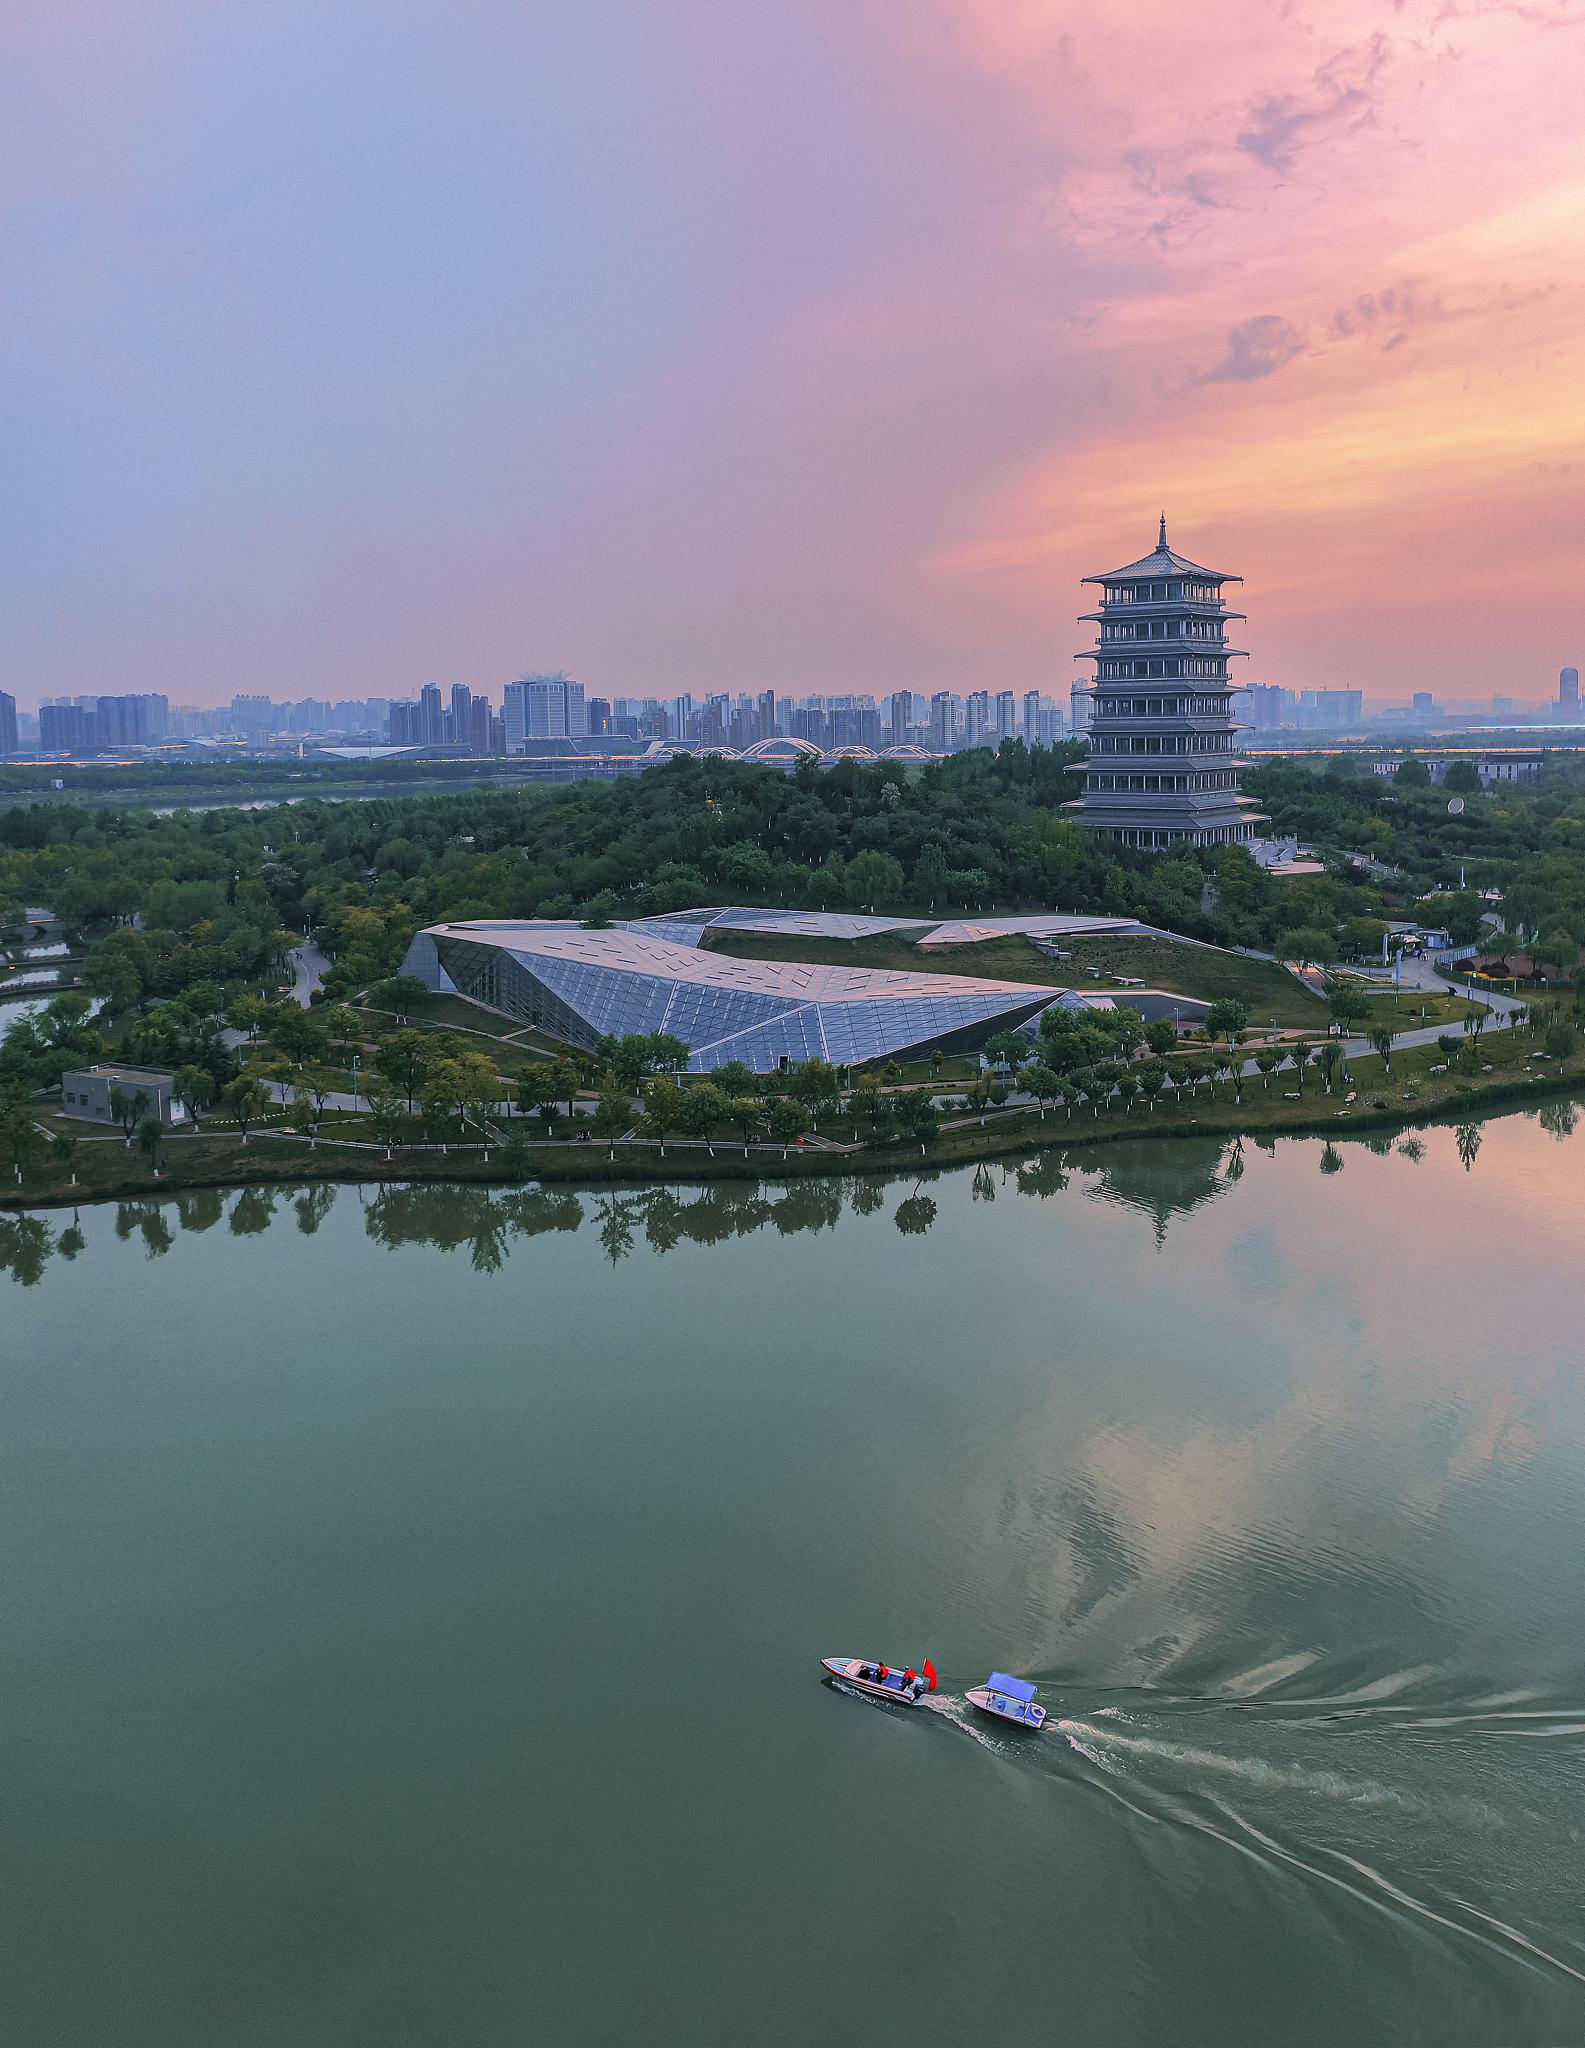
[1070,518,1264,849]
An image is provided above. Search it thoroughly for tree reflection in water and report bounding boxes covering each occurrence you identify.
[115,1201,174,1258]
[7,1101,1572,1286]
[1074,1135,1239,1248]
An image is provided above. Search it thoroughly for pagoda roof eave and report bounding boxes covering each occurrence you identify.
[1075,649,1249,662]
[1082,548,1241,585]
[1080,609,1246,624]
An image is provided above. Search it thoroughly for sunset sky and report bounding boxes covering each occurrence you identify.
[4,0,1583,709]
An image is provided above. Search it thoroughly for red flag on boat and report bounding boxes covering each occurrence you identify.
[923,1658,938,1692]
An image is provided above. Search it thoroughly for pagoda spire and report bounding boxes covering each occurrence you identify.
[1157,511,1168,552]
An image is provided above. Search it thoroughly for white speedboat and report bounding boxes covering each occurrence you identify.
[822,1655,938,1704]
[965,1672,1046,1729]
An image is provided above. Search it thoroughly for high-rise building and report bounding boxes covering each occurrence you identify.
[503,673,586,744]
[448,684,474,745]
[1295,688,1363,728]
[965,690,990,748]
[387,701,424,745]
[419,683,444,745]
[994,690,1017,742]
[1562,667,1580,711]
[756,690,777,743]
[929,693,953,752]
[586,696,612,734]
[889,691,912,745]
[231,694,272,736]
[1245,683,1295,729]
[0,690,16,755]
[1070,516,1263,850]
[1021,690,1041,745]
[40,703,96,751]
[1411,691,1436,718]
[1069,682,1090,736]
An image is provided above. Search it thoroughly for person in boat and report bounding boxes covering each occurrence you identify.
[903,1667,917,1691]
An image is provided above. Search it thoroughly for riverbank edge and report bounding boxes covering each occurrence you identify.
[6,1061,1582,1211]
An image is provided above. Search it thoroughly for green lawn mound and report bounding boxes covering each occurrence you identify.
[705,928,1326,1028]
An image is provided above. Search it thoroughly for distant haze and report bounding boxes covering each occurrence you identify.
[2,2,1582,709]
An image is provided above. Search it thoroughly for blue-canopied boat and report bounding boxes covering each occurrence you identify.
[964,1673,1045,1729]
[822,1656,937,1704]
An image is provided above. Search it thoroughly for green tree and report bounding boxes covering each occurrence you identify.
[646,1033,690,1076]
[365,1084,409,1160]
[1021,1063,1060,1119]
[769,1095,806,1155]
[269,1005,329,1068]
[983,1030,1027,1070]
[1206,999,1249,1049]
[1536,927,1578,982]
[1544,1018,1579,1061]
[222,1075,270,1145]
[679,1083,729,1150]
[1254,1047,1279,1089]
[1395,755,1431,787]
[1442,759,1481,794]
[1318,1041,1342,1093]
[51,1130,80,1187]
[173,1063,214,1126]
[640,1077,682,1153]
[728,1095,763,1151]
[0,1106,43,1185]
[1368,1024,1395,1073]
[1145,1017,1178,1057]
[376,1029,433,1110]
[1139,1062,1166,1111]
[912,843,950,911]
[108,1085,149,1144]
[844,849,905,911]
[136,1114,165,1175]
[1282,928,1337,972]
[593,1086,633,1154]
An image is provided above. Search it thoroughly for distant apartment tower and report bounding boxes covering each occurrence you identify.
[1069,517,1263,849]
[1244,683,1295,729]
[40,703,93,750]
[1296,688,1363,728]
[504,673,587,750]
[387,701,423,745]
[1021,690,1041,745]
[994,690,1017,742]
[1562,667,1580,711]
[231,694,272,736]
[586,696,612,734]
[889,690,912,745]
[929,692,954,752]
[965,690,990,748]
[1069,681,1090,736]
[0,689,16,755]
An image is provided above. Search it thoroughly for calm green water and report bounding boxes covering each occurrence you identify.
[3,1106,1584,2045]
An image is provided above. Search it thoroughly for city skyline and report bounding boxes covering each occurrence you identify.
[3,4,1584,710]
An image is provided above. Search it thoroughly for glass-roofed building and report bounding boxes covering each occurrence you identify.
[1070,517,1265,849]
[399,920,1055,1073]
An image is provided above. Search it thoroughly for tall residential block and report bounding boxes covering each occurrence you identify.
[0,690,16,755]
[1070,517,1263,849]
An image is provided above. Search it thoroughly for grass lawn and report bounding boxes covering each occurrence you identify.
[706,928,1328,1027]
[358,991,523,1037]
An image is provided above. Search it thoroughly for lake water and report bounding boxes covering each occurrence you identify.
[3,1106,1583,2046]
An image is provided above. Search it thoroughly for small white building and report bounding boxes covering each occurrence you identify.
[60,1064,185,1127]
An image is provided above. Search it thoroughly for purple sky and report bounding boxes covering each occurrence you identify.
[4,1,1583,710]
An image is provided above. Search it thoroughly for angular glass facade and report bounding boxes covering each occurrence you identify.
[399,920,1053,1072]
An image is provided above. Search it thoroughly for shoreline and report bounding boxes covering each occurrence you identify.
[7,1061,1581,1212]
